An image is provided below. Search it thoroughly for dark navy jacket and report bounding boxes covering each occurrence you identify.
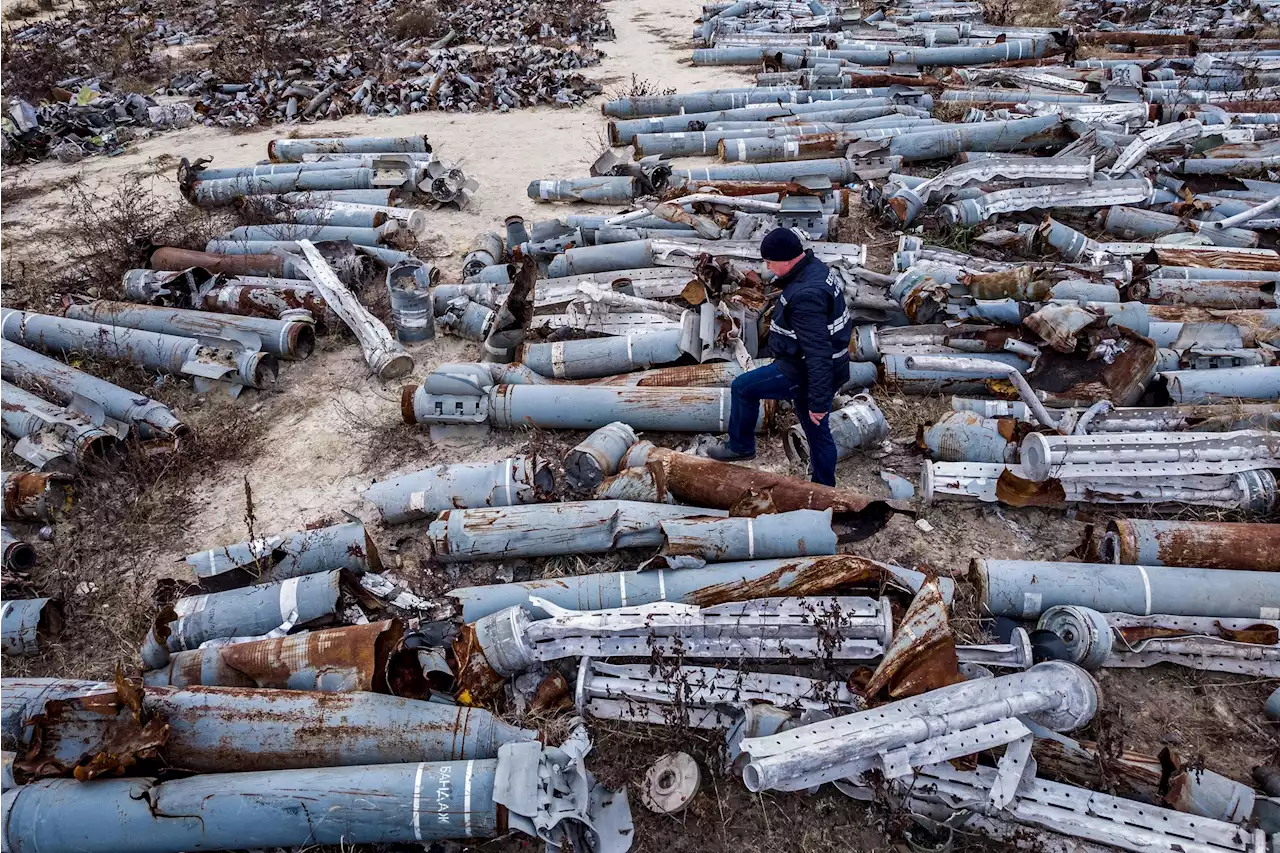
[766,250,852,412]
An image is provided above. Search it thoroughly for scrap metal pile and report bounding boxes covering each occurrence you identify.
[0,136,478,586]
[0,0,611,162]
[5,0,1280,848]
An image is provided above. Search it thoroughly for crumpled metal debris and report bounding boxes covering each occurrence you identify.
[2,0,612,161]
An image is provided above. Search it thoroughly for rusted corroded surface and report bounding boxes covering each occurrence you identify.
[591,363,741,387]
[687,554,909,607]
[1078,30,1198,46]
[452,622,507,707]
[1031,737,1164,802]
[149,246,286,276]
[863,578,962,699]
[217,619,403,691]
[530,671,573,713]
[1114,622,1278,645]
[595,461,671,502]
[1,471,70,522]
[1030,325,1156,406]
[400,383,420,423]
[640,447,888,520]
[1130,278,1272,308]
[200,284,329,320]
[17,673,170,783]
[1148,248,1280,271]
[963,267,1053,301]
[1144,305,1278,345]
[1108,519,1280,571]
[155,686,481,772]
[995,470,1067,506]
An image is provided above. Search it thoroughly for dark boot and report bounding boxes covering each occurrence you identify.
[704,439,756,462]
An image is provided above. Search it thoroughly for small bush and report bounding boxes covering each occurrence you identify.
[391,6,441,39]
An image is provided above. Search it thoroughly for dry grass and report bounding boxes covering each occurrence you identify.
[3,398,267,681]
[3,174,235,312]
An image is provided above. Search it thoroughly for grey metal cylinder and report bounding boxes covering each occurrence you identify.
[564,422,639,491]
[528,177,638,203]
[269,135,431,162]
[522,331,684,379]
[0,381,122,473]
[660,508,836,562]
[386,259,435,343]
[784,393,887,464]
[188,168,383,206]
[0,598,61,656]
[1,308,275,392]
[668,158,877,185]
[140,570,342,669]
[365,457,554,524]
[1163,366,1280,403]
[1,530,36,574]
[462,232,505,278]
[486,384,766,432]
[971,559,1280,619]
[183,521,379,588]
[62,300,314,361]
[157,687,533,770]
[220,223,392,247]
[0,761,500,852]
[280,189,399,206]
[449,555,933,621]
[277,207,385,228]
[428,501,726,562]
[547,241,655,277]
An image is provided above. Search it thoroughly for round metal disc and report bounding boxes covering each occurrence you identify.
[1038,605,1113,669]
[642,752,700,814]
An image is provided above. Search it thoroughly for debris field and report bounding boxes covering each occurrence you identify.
[1,0,1279,851]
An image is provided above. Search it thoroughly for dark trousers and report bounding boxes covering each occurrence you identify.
[726,362,837,486]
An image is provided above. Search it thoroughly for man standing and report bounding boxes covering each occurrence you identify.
[707,228,851,486]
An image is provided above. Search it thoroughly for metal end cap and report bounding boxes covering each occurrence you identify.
[1019,432,1054,483]
[1026,660,1100,732]
[1037,605,1113,670]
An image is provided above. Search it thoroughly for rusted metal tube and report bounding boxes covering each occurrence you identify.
[1,471,69,522]
[620,444,891,518]
[149,247,310,279]
[1102,519,1280,572]
[201,281,328,320]
[142,620,404,691]
[13,683,536,778]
